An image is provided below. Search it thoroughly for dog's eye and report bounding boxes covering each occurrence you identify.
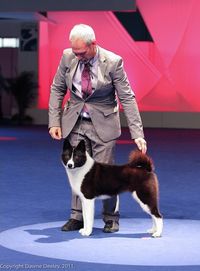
[73,154,80,160]
[62,154,71,165]
[74,151,85,159]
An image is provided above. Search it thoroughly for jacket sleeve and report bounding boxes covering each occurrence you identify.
[112,57,144,139]
[48,52,68,128]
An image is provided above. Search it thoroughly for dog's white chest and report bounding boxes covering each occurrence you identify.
[67,170,84,195]
[65,153,94,197]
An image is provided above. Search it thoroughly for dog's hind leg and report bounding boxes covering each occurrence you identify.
[132,191,163,237]
[79,198,95,236]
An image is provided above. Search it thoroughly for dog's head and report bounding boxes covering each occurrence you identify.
[61,139,87,169]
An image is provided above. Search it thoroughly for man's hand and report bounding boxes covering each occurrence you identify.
[134,137,147,154]
[49,127,62,140]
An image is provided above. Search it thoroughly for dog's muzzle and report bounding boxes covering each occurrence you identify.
[67,162,74,169]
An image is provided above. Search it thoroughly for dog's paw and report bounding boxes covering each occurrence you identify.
[147,227,162,237]
[79,228,92,236]
[147,227,156,234]
[152,231,162,238]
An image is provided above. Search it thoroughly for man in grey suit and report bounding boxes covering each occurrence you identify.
[49,24,147,233]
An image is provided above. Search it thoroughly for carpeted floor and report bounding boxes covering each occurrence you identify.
[0,126,200,271]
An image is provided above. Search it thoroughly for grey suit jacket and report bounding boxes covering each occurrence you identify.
[49,46,144,142]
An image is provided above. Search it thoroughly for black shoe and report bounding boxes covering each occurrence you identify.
[61,219,83,231]
[103,220,119,233]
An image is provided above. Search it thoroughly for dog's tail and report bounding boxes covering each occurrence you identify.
[128,150,154,172]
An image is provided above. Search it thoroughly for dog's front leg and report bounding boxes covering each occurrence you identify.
[79,198,95,236]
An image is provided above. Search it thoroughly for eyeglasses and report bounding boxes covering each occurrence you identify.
[72,44,92,58]
[73,51,87,57]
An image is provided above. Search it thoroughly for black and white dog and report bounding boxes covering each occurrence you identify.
[62,139,163,238]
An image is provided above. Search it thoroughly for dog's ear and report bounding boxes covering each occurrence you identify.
[63,138,72,151]
[77,140,86,152]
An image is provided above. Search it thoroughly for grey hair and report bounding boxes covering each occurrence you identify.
[69,24,96,45]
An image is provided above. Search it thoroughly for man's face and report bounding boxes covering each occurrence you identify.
[71,39,96,62]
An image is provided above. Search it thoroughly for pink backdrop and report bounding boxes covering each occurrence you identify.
[39,0,200,112]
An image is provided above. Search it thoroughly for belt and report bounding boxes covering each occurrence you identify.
[78,116,92,122]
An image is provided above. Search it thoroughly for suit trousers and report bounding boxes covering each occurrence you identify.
[67,118,120,223]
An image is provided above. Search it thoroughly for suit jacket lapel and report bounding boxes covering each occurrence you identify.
[96,49,107,90]
[68,58,79,92]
